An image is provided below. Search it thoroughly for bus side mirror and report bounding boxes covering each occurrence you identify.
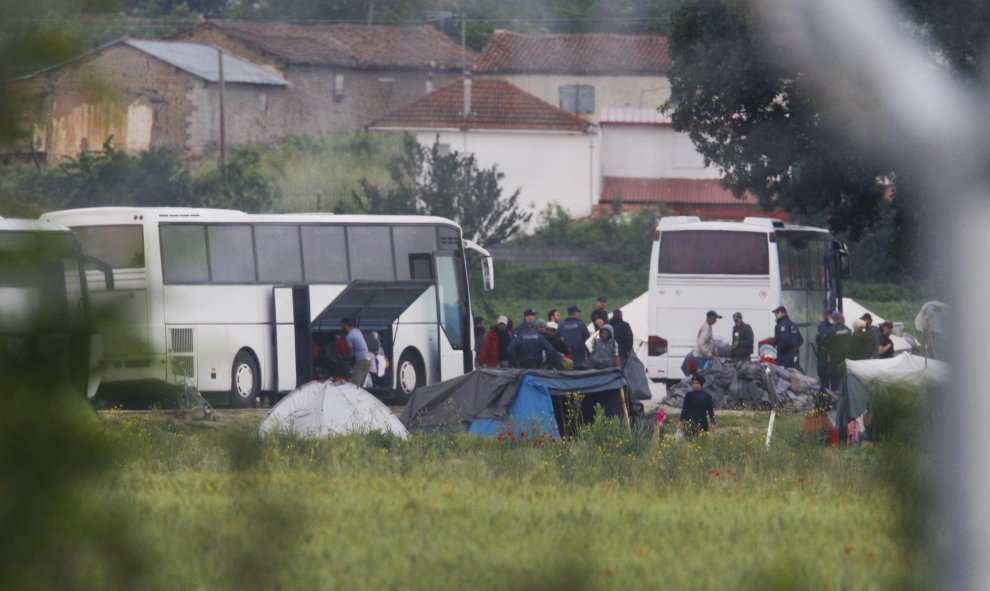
[838,252,851,279]
[481,256,494,291]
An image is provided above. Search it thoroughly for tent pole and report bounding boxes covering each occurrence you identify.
[765,408,776,449]
[619,386,630,429]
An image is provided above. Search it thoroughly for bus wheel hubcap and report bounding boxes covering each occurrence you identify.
[235,364,253,397]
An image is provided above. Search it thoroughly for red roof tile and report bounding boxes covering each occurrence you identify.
[601,177,787,220]
[187,21,475,69]
[474,30,669,75]
[369,77,591,132]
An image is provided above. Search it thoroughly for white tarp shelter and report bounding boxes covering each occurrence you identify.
[260,380,408,439]
[837,353,947,427]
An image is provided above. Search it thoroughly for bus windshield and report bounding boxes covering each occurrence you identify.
[658,230,769,274]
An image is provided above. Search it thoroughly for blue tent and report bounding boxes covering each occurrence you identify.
[399,368,632,437]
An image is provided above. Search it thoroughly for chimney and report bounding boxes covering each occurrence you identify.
[463,74,471,118]
[426,72,434,95]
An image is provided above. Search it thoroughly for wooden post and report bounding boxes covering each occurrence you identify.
[618,386,630,429]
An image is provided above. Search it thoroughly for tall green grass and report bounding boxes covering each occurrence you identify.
[41,409,924,591]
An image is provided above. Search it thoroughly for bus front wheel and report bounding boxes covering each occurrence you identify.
[230,350,260,408]
[393,350,424,404]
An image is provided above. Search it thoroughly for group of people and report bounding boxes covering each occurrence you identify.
[312,318,386,388]
[476,297,634,372]
[814,310,895,389]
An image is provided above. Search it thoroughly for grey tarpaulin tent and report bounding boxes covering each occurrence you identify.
[836,353,947,428]
[399,368,634,435]
[260,380,409,439]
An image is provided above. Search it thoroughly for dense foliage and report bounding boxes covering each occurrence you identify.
[666,0,990,278]
[352,134,531,247]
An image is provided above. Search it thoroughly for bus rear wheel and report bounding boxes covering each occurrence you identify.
[393,350,424,405]
[230,350,259,408]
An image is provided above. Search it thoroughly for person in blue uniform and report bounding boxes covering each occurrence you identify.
[772,305,803,369]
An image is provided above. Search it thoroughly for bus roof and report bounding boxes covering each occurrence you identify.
[655,216,830,236]
[0,217,73,233]
[41,207,462,229]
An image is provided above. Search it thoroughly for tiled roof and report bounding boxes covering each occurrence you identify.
[186,21,475,69]
[369,77,591,132]
[474,30,669,75]
[601,177,787,220]
[125,40,287,85]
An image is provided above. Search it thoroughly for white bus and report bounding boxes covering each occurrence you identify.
[0,217,107,399]
[645,216,849,383]
[40,207,493,407]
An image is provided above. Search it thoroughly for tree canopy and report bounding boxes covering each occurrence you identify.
[666,0,990,276]
[353,134,530,247]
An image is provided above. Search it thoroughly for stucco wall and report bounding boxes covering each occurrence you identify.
[482,74,671,122]
[601,125,719,179]
[412,129,599,232]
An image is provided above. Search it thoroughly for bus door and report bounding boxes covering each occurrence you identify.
[273,285,312,391]
[434,252,471,382]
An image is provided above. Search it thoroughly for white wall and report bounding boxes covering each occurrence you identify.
[601,124,720,179]
[414,129,599,232]
[493,74,671,121]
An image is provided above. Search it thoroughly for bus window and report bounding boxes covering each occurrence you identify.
[658,231,769,274]
[301,225,348,283]
[208,225,256,283]
[408,254,433,280]
[162,225,208,283]
[348,226,394,281]
[73,225,144,269]
[393,226,438,280]
[256,225,303,283]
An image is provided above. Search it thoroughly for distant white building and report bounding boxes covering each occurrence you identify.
[368,77,599,230]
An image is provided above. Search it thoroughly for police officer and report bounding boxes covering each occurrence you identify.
[772,305,803,369]
[559,305,591,369]
[507,308,561,370]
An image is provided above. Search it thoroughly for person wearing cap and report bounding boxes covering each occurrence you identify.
[507,308,560,370]
[860,313,881,352]
[730,312,754,363]
[559,305,591,369]
[591,296,609,328]
[677,374,716,437]
[480,315,511,368]
[772,305,803,369]
[694,310,721,360]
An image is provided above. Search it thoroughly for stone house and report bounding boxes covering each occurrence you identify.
[17,39,288,161]
[172,20,476,132]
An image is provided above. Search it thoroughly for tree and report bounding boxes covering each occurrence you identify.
[666,0,990,276]
[193,147,278,212]
[354,134,531,246]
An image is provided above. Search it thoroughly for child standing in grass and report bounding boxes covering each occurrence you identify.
[677,374,716,437]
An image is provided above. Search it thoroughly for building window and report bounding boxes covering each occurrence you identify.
[560,84,595,114]
[333,73,344,102]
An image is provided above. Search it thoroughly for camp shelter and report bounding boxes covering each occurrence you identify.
[836,353,947,428]
[260,380,408,439]
[399,368,633,437]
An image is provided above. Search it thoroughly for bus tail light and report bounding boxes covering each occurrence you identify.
[648,336,667,357]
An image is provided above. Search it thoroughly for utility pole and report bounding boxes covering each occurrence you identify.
[217,47,226,163]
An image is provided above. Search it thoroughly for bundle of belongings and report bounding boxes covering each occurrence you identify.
[665,356,820,411]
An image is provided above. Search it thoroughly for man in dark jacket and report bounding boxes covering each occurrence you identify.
[508,308,560,369]
[590,296,609,328]
[772,305,803,369]
[608,309,634,362]
[677,374,715,437]
[821,311,852,389]
[730,311,754,363]
[559,305,591,369]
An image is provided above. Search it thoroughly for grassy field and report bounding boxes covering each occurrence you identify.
[4,398,926,591]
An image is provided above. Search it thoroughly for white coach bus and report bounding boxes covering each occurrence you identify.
[41,207,493,407]
[0,217,107,398]
[645,216,849,383]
